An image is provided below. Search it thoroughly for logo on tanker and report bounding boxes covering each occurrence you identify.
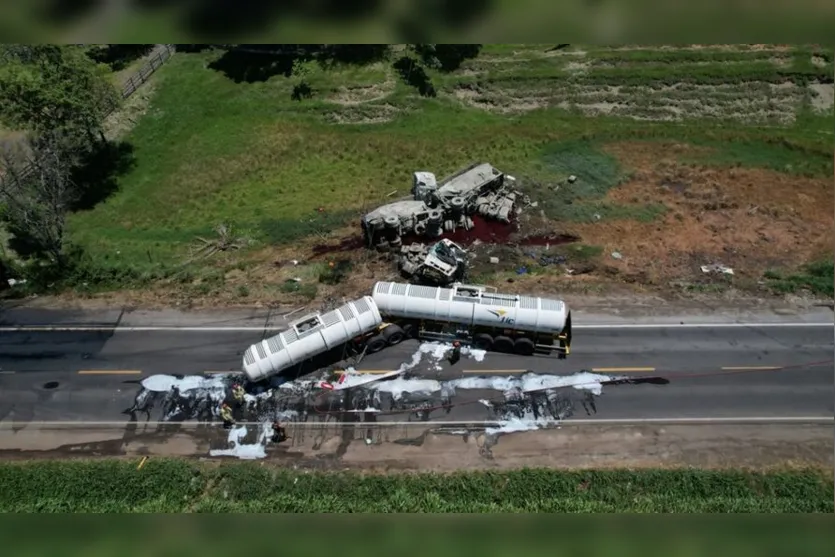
[488,308,515,325]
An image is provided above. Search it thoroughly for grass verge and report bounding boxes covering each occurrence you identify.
[765,259,834,298]
[0,460,831,512]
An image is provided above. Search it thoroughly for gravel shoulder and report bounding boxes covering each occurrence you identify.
[0,423,831,472]
[2,293,832,328]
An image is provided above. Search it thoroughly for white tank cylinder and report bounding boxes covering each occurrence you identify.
[372,281,568,335]
[242,296,383,382]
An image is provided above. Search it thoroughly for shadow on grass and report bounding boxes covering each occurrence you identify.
[260,210,359,246]
[70,140,137,212]
[393,56,436,97]
[86,44,155,71]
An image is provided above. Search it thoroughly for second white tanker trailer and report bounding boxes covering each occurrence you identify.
[242,281,572,383]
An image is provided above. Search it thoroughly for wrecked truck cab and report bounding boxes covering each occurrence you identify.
[361,199,439,250]
[399,239,469,287]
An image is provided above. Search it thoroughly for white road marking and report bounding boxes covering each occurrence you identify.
[3,417,832,427]
[721,366,781,371]
[0,322,831,332]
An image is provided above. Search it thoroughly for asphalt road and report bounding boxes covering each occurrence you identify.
[1,322,832,425]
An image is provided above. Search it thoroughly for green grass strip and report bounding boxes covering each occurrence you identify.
[0,460,831,513]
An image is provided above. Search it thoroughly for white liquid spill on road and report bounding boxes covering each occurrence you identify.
[451,371,612,396]
[209,423,271,460]
[483,410,557,436]
[373,370,614,401]
[141,374,226,392]
[324,341,483,391]
[137,341,621,460]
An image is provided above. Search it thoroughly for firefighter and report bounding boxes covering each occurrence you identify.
[271,421,288,443]
[448,340,462,365]
[231,383,245,405]
[219,403,235,429]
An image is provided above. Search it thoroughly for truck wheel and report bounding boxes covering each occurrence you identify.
[366,335,387,354]
[514,337,535,356]
[493,335,514,353]
[383,324,405,346]
[473,333,493,350]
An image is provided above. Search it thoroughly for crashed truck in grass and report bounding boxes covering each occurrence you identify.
[242,281,573,383]
[398,238,469,286]
[361,162,520,251]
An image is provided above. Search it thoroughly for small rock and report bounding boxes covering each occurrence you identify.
[611,251,623,260]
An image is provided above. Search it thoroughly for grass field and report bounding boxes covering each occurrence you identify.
[0,459,831,512]
[10,44,832,307]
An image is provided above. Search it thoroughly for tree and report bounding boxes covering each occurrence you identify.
[0,45,121,144]
[0,132,80,265]
[411,44,482,72]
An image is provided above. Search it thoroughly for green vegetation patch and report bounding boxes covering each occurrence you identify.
[0,460,831,513]
[517,141,666,223]
[765,259,834,298]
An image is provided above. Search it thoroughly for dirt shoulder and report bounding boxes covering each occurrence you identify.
[1,423,831,472]
[2,292,832,326]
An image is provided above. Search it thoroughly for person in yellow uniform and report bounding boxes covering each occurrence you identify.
[219,403,235,429]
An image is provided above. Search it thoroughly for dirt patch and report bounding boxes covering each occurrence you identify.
[555,141,833,289]
[811,55,828,68]
[103,79,158,140]
[2,424,831,472]
[323,103,405,125]
[451,81,806,123]
[327,76,396,106]
[808,82,834,112]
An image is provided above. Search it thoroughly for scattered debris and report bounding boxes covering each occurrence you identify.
[700,263,734,275]
[611,251,623,260]
[189,223,249,261]
[489,256,500,264]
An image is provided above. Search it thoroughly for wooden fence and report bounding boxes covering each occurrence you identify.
[2,45,176,184]
[119,44,176,100]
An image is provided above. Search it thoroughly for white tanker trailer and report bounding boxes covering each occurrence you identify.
[242,296,404,383]
[242,283,572,382]
[371,281,571,357]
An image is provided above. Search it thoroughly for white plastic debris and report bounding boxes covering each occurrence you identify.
[489,256,500,264]
[568,175,577,183]
[700,264,734,275]
[611,251,623,260]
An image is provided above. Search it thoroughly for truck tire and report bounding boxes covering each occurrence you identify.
[514,337,535,356]
[493,335,514,353]
[366,335,387,354]
[383,324,405,346]
[473,333,493,350]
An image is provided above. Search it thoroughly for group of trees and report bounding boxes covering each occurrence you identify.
[0,45,122,280]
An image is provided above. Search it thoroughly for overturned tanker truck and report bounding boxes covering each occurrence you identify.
[361,162,520,251]
[242,281,572,383]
